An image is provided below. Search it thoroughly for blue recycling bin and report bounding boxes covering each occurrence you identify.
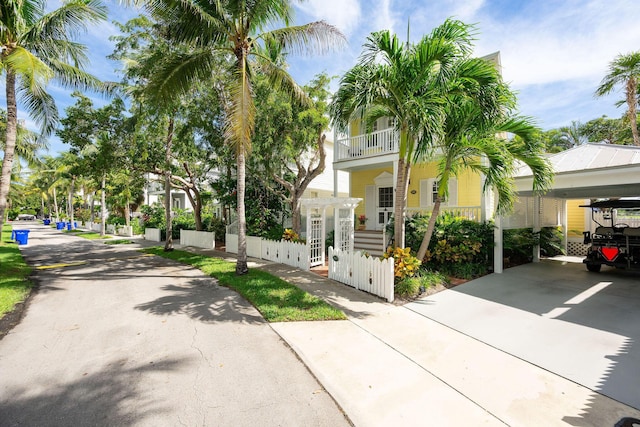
[43,219,50,225]
[13,230,29,245]
[67,222,72,230]
[56,222,65,230]
[74,221,78,228]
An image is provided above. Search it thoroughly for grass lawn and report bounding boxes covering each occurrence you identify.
[104,239,133,245]
[0,224,33,318]
[65,230,112,240]
[142,248,346,322]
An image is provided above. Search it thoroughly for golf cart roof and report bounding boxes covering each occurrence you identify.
[579,199,640,209]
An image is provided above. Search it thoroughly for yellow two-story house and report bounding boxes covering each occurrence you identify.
[331,116,494,256]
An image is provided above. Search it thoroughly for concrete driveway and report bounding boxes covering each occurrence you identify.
[407,259,640,411]
[0,224,349,426]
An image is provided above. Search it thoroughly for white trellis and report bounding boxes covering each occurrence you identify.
[300,197,362,268]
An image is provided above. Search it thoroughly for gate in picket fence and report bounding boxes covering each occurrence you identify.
[328,246,394,302]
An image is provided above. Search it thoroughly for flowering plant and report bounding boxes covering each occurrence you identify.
[358,214,367,225]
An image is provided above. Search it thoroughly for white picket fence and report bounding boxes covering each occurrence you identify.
[180,229,215,249]
[225,233,310,270]
[261,239,309,270]
[328,246,395,302]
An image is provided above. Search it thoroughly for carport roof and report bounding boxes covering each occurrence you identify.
[515,144,640,199]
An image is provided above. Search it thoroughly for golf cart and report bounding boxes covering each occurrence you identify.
[581,199,640,272]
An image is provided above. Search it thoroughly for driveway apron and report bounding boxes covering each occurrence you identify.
[0,224,349,426]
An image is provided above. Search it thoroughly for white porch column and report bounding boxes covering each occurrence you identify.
[533,196,541,262]
[562,199,568,255]
[494,215,503,274]
[334,206,341,251]
[321,206,327,266]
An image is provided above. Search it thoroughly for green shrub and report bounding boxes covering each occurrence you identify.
[395,271,447,298]
[107,215,125,225]
[395,276,422,297]
[503,226,566,266]
[204,215,227,243]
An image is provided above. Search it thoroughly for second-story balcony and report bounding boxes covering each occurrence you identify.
[335,128,399,163]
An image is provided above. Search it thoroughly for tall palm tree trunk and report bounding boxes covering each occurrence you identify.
[416,197,442,262]
[627,78,640,146]
[0,71,18,229]
[68,177,75,227]
[164,118,174,251]
[100,174,106,237]
[236,150,248,275]
[393,157,410,249]
[53,187,59,222]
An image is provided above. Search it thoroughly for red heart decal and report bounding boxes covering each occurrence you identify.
[600,247,619,262]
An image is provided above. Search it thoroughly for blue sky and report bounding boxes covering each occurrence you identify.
[4,0,640,155]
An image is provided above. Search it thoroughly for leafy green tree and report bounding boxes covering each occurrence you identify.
[0,0,107,229]
[141,0,345,274]
[254,73,331,234]
[596,51,640,146]
[58,94,130,235]
[580,115,630,145]
[331,19,483,248]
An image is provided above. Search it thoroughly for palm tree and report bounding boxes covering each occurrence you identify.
[0,0,107,228]
[141,0,345,274]
[415,91,553,261]
[596,52,640,146]
[330,19,478,248]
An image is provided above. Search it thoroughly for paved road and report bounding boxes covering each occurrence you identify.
[0,224,349,426]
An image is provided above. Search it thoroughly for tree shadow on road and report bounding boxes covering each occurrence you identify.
[135,278,265,325]
[0,358,183,426]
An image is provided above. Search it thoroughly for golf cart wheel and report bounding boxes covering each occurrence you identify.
[586,263,601,273]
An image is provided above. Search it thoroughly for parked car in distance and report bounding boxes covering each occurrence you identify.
[16,214,36,221]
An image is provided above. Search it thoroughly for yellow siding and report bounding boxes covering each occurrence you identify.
[407,162,482,208]
[351,167,393,217]
[567,199,588,236]
[350,163,482,215]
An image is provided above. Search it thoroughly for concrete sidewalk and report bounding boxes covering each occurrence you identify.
[10,225,640,426]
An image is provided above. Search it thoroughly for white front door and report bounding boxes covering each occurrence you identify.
[365,185,376,230]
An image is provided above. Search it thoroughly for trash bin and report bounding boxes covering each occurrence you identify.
[13,230,29,245]
[74,222,78,228]
[67,222,72,230]
[43,219,50,225]
[56,222,65,230]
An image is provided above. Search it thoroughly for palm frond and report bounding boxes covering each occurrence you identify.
[3,46,54,91]
[145,48,225,108]
[18,81,58,136]
[262,21,346,57]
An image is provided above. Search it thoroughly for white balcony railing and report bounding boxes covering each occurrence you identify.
[335,128,399,161]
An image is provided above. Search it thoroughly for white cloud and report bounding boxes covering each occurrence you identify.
[473,0,640,87]
[296,0,362,35]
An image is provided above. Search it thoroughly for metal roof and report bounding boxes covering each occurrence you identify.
[516,143,640,177]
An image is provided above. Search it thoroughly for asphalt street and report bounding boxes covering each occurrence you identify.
[0,224,349,426]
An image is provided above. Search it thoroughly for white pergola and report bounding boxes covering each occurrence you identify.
[299,197,362,266]
[496,144,640,273]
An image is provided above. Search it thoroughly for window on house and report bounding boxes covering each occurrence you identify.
[420,178,458,207]
[387,117,395,128]
[432,181,446,204]
[379,187,393,208]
